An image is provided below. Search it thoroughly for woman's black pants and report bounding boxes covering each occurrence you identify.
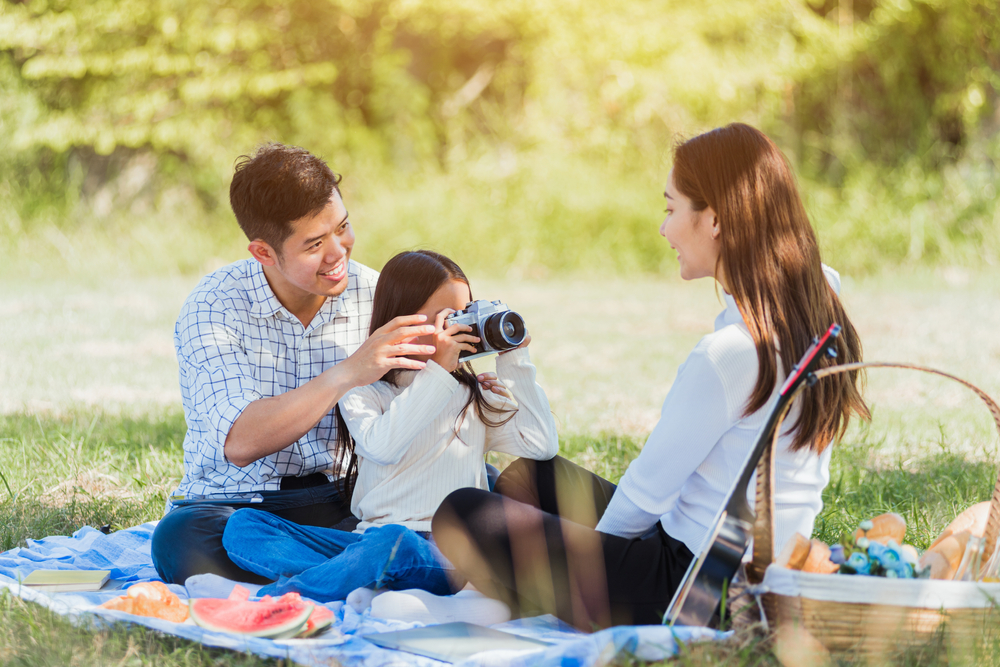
[431,456,693,630]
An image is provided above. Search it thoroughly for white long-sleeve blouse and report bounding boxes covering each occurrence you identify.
[339,347,559,533]
[596,267,842,557]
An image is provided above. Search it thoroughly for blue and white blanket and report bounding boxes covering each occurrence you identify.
[0,523,727,666]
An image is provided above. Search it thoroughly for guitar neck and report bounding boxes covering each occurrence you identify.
[724,324,843,528]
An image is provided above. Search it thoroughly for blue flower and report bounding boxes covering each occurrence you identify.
[829,544,846,565]
[846,552,871,575]
[856,537,870,550]
[866,541,887,560]
[873,546,900,568]
[859,520,874,533]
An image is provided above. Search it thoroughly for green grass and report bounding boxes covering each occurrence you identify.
[0,412,184,552]
[3,412,1000,665]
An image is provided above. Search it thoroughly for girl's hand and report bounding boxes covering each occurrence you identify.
[476,372,511,399]
[430,309,480,372]
[498,333,531,354]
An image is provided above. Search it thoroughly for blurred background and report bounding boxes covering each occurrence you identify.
[2,0,998,280]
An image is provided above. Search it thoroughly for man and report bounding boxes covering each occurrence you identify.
[151,143,438,584]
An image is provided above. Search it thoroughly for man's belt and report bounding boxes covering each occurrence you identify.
[279,472,331,491]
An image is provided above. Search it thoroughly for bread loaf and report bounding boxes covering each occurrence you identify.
[776,532,812,570]
[929,501,990,550]
[801,540,840,574]
[854,512,906,545]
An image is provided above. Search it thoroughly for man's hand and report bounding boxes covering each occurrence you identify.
[224,315,437,467]
[429,309,479,373]
[337,315,438,387]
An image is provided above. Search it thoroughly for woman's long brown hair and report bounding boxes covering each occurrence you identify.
[673,123,869,453]
[333,250,515,502]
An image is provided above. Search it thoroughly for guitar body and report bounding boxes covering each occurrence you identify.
[669,513,752,626]
[664,323,842,627]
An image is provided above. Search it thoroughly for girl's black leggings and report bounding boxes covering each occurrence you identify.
[431,456,694,630]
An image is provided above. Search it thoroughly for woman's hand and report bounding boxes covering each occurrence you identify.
[430,309,480,372]
[477,372,511,399]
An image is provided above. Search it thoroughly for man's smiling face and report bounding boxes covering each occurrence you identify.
[277,191,355,297]
[250,190,355,323]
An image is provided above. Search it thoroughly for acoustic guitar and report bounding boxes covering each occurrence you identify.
[663,323,842,627]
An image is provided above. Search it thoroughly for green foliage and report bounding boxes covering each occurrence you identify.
[789,0,1000,173]
[0,0,998,275]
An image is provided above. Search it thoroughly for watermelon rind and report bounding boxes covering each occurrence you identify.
[296,606,336,638]
[188,598,313,639]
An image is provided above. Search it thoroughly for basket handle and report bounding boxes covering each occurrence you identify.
[750,362,1000,579]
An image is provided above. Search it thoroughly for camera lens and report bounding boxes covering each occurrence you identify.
[483,311,526,350]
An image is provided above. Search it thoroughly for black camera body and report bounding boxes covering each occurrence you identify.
[444,300,527,361]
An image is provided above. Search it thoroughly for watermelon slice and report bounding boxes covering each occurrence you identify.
[188,596,313,638]
[297,604,335,638]
[227,584,251,601]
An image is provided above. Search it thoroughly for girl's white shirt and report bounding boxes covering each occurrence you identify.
[339,347,559,533]
[596,266,842,557]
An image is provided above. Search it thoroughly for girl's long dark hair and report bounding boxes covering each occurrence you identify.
[334,250,515,503]
[673,123,869,453]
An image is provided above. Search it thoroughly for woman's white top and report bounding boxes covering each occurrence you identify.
[596,267,842,556]
[339,347,559,533]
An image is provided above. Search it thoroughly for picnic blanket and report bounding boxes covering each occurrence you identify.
[0,523,728,666]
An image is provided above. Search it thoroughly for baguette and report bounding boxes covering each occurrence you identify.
[929,501,990,550]
[919,530,971,580]
[776,532,812,570]
[801,539,839,574]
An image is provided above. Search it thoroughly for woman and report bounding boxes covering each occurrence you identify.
[430,123,869,629]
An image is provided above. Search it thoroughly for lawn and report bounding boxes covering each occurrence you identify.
[3,269,1000,665]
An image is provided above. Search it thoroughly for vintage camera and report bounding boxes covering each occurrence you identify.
[444,300,527,361]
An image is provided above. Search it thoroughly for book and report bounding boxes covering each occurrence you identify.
[169,494,263,506]
[362,622,551,663]
[21,569,111,592]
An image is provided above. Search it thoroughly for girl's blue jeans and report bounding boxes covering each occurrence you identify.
[221,509,455,602]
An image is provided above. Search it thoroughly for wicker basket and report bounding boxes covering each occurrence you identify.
[744,362,1000,656]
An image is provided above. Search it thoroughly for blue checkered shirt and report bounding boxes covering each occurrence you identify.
[169,258,377,503]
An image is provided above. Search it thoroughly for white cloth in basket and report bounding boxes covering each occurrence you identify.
[759,564,1000,609]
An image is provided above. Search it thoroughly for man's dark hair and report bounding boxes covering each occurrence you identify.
[229,143,342,251]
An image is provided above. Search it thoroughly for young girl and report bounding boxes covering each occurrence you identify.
[431,123,869,629]
[221,250,559,601]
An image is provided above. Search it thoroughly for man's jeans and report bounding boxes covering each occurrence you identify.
[222,510,455,602]
[151,482,356,584]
